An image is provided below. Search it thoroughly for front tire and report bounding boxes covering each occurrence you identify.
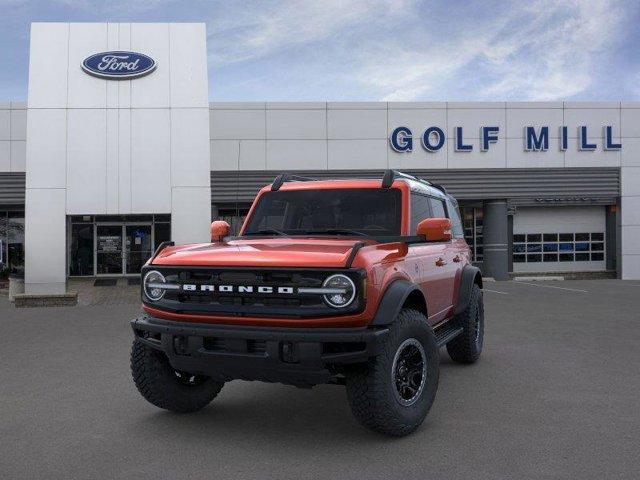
[131,340,224,413]
[345,309,439,436]
[446,283,484,363]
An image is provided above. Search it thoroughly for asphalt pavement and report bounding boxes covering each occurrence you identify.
[1,280,639,479]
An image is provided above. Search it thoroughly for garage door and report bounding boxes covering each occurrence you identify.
[513,206,606,273]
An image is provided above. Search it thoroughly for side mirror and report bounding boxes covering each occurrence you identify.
[417,218,452,242]
[211,220,231,242]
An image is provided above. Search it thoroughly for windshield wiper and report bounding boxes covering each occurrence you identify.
[303,229,368,237]
[244,228,289,236]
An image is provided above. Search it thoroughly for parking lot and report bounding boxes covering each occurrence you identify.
[1,280,639,480]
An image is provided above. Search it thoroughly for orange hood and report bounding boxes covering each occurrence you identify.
[151,238,371,268]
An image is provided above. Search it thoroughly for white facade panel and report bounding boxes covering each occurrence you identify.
[621,138,640,167]
[210,109,265,140]
[105,108,119,213]
[117,109,132,213]
[66,109,107,214]
[106,23,119,108]
[169,23,209,108]
[621,225,640,255]
[266,109,326,140]
[621,254,640,279]
[621,196,640,226]
[27,23,68,108]
[387,108,448,143]
[621,108,640,138]
[506,108,563,138]
[130,108,171,213]
[328,139,387,169]
[24,188,66,294]
[621,166,640,196]
[171,108,211,187]
[389,144,447,170]
[67,23,108,109]
[447,107,506,140]
[446,138,506,169]
[266,140,327,170]
[10,109,27,141]
[25,109,67,189]
[117,24,132,109]
[327,109,387,139]
[171,186,211,244]
[10,141,26,172]
[0,109,10,140]
[564,106,621,138]
[130,23,171,108]
[0,141,9,171]
[506,138,565,168]
[211,140,239,170]
[239,140,266,170]
[564,144,620,167]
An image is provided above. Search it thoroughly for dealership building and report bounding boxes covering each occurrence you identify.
[1,22,640,296]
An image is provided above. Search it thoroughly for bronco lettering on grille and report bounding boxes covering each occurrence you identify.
[181,284,295,294]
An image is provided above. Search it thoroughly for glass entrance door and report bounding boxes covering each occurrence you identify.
[96,225,124,275]
[125,225,153,274]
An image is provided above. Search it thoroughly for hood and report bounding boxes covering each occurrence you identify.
[151,238,370,268]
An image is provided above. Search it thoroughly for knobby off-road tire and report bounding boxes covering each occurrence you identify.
[345,309,439,436]
[131,340,224,413]
[446,283,484,364]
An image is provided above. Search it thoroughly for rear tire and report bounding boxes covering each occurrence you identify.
[446,283,484,363]
[345,309,439,436]
[131,340,224,413]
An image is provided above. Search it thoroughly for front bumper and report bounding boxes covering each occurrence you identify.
[131,314,388,387]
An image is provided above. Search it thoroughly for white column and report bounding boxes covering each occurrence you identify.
[621,104,640,279]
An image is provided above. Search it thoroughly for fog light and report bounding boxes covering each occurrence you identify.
[322,274,356,308]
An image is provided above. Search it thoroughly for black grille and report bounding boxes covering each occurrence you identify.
[143,266,365,318]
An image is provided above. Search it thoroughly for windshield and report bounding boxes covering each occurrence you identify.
[243,188,402,236]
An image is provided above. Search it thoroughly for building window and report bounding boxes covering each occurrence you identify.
[0,211,25,277]
[217,206,251,235]
[513,232,605,263]
[462,207,483,262]
[69,223,94,276]
[68,214,172,277]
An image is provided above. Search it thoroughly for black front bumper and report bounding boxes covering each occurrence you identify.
[131,315,388,387]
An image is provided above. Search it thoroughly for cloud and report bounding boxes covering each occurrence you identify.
[357,0,629,101]
[207,0,413,66]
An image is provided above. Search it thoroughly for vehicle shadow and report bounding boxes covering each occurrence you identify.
[127,351,460,445]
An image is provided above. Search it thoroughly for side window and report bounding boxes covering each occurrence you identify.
[429,197,446,219]
[410,194,431,234]
[445,197,464,238]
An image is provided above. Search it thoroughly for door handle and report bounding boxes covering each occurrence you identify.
[453,255,461,263]
[436,257,447,267]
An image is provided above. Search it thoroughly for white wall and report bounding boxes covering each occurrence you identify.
[25,23,210,294]
[0,101,27,172]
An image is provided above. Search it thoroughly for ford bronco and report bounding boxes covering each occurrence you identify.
[130,170,484,436]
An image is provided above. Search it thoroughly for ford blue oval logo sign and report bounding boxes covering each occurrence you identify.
[82,51,156,80]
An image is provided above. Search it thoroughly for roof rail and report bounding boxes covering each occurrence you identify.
[381,169,447,194]
[271,173,318,191]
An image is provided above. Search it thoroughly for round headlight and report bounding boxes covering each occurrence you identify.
[322,274,356,308]
[143,270,166,301]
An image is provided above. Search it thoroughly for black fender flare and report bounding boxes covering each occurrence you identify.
[371,280,425,326]
[454,265,483,316]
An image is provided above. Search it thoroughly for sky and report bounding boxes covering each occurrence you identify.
[0,0,639,102]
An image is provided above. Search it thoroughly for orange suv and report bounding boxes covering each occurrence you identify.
[130,170,484,436]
